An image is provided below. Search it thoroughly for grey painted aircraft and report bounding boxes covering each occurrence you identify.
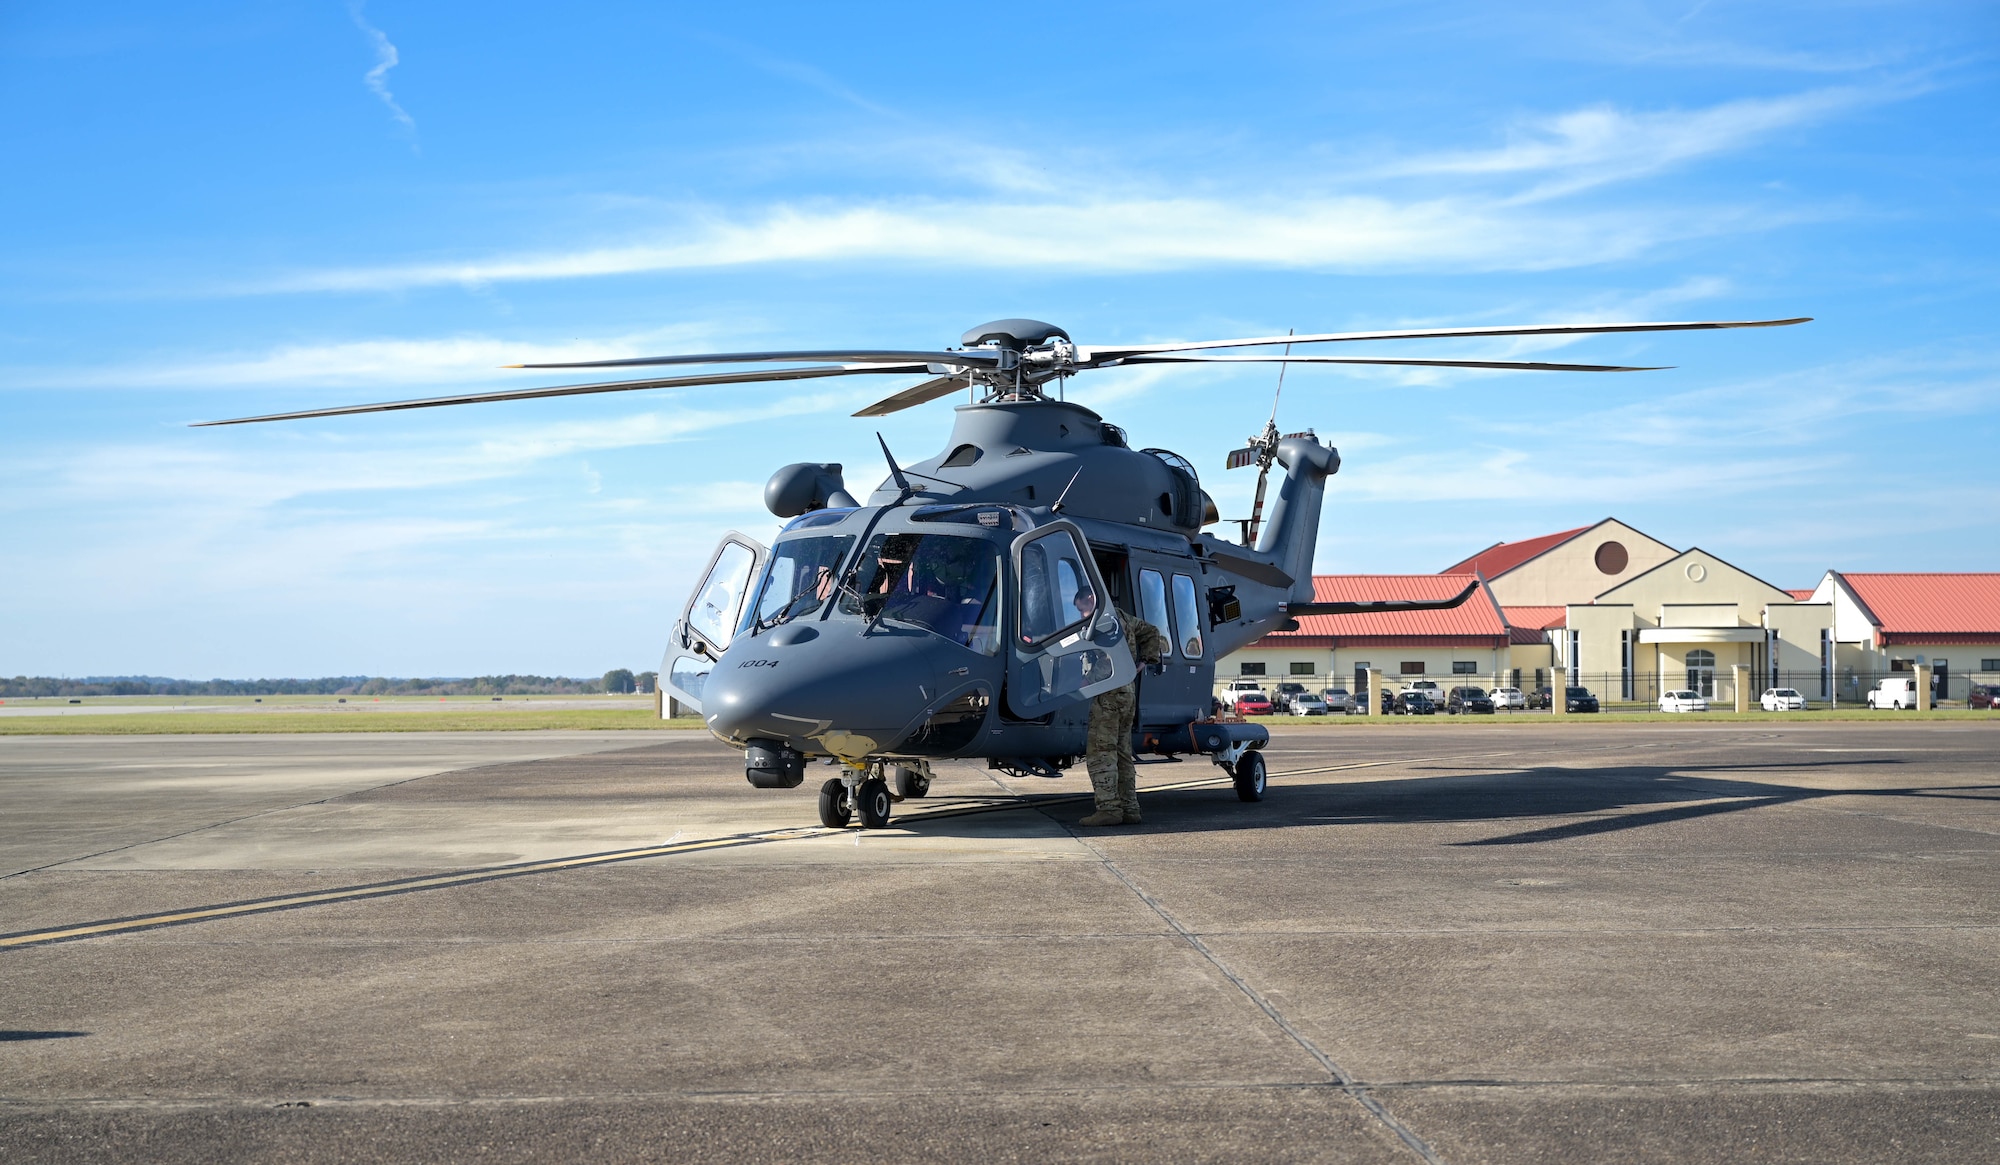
[200,313,1808,828]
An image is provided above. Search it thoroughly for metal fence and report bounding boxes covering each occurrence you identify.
[1229,669,1998,710]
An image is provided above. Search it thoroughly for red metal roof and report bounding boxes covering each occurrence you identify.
[1255,574,1508,646]
[1502,606,1566,630]
[1785,589,1816,601]
[1837,574,2000,644]
[1439,525,1591,578]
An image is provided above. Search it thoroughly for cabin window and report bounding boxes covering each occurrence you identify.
[1137,569,1171,640]
[1171,573,1204,658]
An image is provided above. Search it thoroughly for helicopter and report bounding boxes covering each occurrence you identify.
[200,312,1808,829]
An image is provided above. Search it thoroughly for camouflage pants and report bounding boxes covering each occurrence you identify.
[1086,683,1139,816]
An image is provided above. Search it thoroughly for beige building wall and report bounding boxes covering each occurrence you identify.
[1484,519,1678,606]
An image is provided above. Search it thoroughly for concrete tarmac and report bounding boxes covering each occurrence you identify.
[3,723,1997,1163]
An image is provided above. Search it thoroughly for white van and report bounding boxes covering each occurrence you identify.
[1866,677,1919,710]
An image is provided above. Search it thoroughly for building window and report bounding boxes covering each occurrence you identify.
[1620,629,1634,700]
[1451,661,1477,674]
[1239,662,1266,676]
[1891,659,1913,672]
[1568,630,1581,687]
[1400,661,1426,675]
[1594,541,1629,574]
[1685,649,1716,698]
[1983,658,2000,672]
[1289,661,1315,675]
[1822,630,1834,698]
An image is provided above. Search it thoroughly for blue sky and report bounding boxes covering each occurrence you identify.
[2,1,1994,678]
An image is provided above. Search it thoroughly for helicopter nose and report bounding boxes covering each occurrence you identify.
[702,627,941,757]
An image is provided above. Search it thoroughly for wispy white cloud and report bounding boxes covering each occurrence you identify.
[239,194,1785,294]
[195,84,1911,297]
[349,2,417,145]
[5,325,724,390]
[1373,86,1895,201]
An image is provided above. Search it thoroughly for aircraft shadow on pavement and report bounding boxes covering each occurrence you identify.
[909,757,2000,847]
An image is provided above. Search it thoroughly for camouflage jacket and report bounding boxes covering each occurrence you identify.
[1117,608,1168,669]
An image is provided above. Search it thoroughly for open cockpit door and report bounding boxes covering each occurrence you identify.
[1007,520,1137,717]
[662,531,766,715]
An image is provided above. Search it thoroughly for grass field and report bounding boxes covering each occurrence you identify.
[0,710,706,734]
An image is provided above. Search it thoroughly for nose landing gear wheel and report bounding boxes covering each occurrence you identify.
[892,766,930,799]
[857,777,894,829]
[1232,751,1267,802]
[817,777,852,829]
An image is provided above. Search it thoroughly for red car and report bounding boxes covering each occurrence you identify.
[1234,694,1275,716]
[1972,684,2000,710]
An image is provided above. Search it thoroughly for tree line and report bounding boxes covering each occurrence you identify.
[1,672,659,698]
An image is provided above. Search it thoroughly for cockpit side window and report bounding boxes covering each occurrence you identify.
[836,532,1002,653]
[1019,530,1098,647]
[742,534,855,634]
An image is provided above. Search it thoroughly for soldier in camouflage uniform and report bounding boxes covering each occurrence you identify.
[1078,596,1168,827]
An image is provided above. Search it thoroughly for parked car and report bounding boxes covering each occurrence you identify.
[1866,677,1919,710]
[1760,687,1805,711]
[1320,688,1355,714]
[1527,686,1554,710]
[1234,693,1275,716]
[1288,692,1328,716]
[1395,691,1437,715]
[1406,680,1442,700]
[1221,680,1270,712]
[1970,684,2000,710]
[1273,681,1308,709]
[1565,686,1600,713]
[1490,686,1526,710]
[1660,689,1709,713]
[1446,686,1495,714]
[1379,687,1397,714]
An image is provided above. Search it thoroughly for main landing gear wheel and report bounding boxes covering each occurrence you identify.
[857,777,894,829]
[1233,751,1267,802]
[892,766,930,799]
[817,777,852,829]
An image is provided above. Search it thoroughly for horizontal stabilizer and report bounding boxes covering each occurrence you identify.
[1288,579,1482,617]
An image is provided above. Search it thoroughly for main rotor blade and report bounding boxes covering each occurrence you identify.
[1117,355,1668,373]
[191,363,931,427]
[507,349,990,371]
[852,374,974,418]
[1079,317,1810,362]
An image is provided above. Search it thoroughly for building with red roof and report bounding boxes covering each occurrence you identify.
[1223,523,1999,708]
[1811,572,2000,692]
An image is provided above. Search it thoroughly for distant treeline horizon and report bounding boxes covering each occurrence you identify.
[1,671,658,698]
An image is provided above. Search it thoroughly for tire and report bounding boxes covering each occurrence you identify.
[817,778,852,829]
[857,777,893,829]
[892,766,930,799]
[1232,751,1267,802]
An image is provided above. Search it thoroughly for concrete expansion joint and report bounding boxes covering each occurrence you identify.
[1055,822,1449,1164]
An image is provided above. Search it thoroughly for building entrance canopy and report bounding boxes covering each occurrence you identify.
[1637,627,1767,643]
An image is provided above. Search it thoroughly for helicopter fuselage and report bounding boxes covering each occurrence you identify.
[664,398,1341,791]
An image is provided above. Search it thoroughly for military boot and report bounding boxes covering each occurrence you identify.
[1078,808,1125,826]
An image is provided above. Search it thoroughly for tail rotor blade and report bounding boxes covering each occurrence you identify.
[1225,447,1261,470]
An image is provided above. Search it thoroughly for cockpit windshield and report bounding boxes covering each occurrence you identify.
[837,532,1001,654]
[741,534,855,633]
